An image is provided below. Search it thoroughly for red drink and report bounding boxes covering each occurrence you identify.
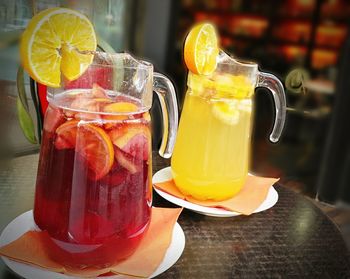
[34,86,152,268]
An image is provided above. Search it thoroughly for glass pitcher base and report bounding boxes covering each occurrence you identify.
[172,171,246,201]
[34,220,150,269]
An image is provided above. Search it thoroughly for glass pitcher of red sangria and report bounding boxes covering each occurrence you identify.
[34,52,178,268]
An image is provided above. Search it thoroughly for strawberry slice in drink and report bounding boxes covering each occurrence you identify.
[43,106,64,133]
[70,86,111,111]
[91,83,108,98]
[114,147,140,174]
[109,123,150,162]
[55,120,114,180]
[67,84,112,120]
[71,99,111,121]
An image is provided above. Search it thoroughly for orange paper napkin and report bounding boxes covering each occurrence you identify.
[154,176,279,215]
[0,207,182,278]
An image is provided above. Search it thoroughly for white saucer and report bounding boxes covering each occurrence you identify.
[153,167,279,217]
[0,210,185,279]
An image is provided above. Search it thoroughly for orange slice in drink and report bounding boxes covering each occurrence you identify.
[76,124,114,179]
[55,120,79,149]
[55,120,114,179]
[20,8,97,87]
[184,23,219,75]
[103,102,139,129]
[142,111,151,122]
[104,102,139,114]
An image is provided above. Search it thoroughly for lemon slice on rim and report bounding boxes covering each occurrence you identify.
[20,7,97,87]
[184,23,219,75]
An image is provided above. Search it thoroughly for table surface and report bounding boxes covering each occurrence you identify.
[0,152,350,278]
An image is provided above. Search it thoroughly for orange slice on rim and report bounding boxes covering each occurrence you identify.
[55,120,114,179]
[184,23,219,75]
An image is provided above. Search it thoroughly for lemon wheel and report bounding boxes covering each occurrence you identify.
[20,7,97,87]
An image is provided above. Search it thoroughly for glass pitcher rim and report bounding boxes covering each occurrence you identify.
[217,51,258,69]
[46,51,155,115]
[47,90,150,116]
[87,51,154,71]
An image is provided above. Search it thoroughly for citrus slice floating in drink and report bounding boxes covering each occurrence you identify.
[103,102,139,129]
[184,23,219,75]
[142,112,151,122]
[55,120,79,149]
[212,100,240,125]
[20,7,97,87]
[55,120,114,179]
[77,124,114,179]
[104,102,139,114]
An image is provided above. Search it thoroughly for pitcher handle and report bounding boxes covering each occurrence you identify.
[257,72,287,143]
[153,73,179,158]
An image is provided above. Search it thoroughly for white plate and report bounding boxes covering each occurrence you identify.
[0,210,185,279]
[153,167,279,217]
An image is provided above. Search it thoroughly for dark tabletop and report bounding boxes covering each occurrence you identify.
[0,152,350,278]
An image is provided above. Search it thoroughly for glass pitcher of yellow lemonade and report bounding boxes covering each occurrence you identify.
[171,51,286,201]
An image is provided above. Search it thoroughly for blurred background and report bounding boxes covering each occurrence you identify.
[0,0,349,240]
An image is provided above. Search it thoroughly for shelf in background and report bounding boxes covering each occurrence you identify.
[175,0,350,73]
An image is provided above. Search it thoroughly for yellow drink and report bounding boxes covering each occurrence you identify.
[171,73,254,201]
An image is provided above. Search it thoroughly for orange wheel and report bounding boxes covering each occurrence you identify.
[55,120,114,179]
